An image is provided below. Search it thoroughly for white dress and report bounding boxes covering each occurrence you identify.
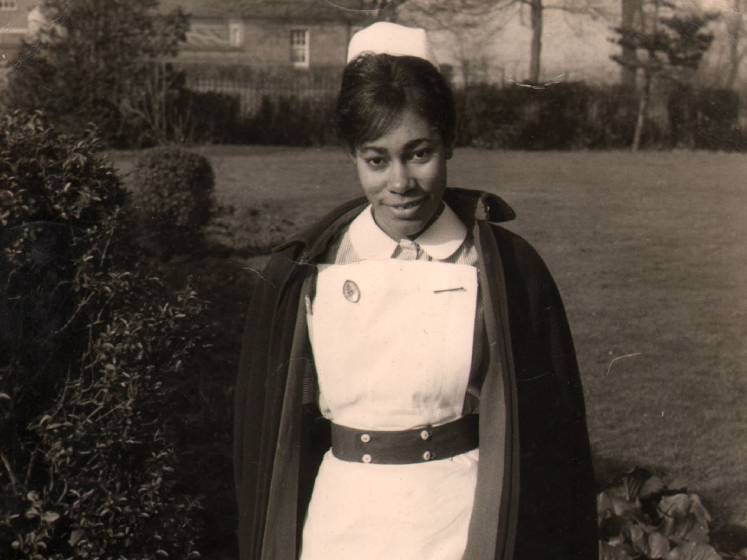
[300,206,480,560]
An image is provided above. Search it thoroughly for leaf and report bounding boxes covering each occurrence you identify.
[659,494,692,519]
[649,531,671,559]
[599,490,639,518]
[658,493,712,543]
[600,541,636,560]
[68,529,84,546]
[600,515,628,542]
[640,475,666,499]
[25,506,40,519]
[688,494,712,526]
[664,542,722,560]
[41,510,60,523]
[620,467,657,501]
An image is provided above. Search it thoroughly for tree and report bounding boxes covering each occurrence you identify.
[382,0,612,83]
[4,0,188,146]
[394,0,511,85]
[724,0,747,88]
[620,0,641,87]
[610,0,716,150]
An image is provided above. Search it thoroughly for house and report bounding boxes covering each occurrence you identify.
[158,0,374,69]
[0,0,38,71]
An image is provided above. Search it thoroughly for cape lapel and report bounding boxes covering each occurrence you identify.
[463,220,520,560]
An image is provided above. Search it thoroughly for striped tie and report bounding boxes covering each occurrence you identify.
[397,238,423,260]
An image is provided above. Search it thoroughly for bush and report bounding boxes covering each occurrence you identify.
[0,111,124,229]
[0,110,204,558]
[0,110,125,430]
[693,89,744,151]
[240,94,338,146]
[598,467,724,560]
[668,86,744,150]
[455,83,670,150]
[178,89,242,144]
[132,146,215,256]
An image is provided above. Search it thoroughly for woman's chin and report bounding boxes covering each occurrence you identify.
[378,203,437,239]
[382,219,428,240]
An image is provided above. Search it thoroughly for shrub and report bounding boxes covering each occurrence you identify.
[241,94,338,146]
[0,110,125,432]
[583,86,640,149]
[667,86,744,150]
[0,111,124,229]
[694,89,744,151]
[598,468,724,560]
[3,1,188,149]
[455,82,597,149]
[0,110,204,558]
[460,82,683,150]
[132,147,215,256]
[178,89,242,144]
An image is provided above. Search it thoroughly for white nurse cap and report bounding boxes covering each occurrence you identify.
[346,22,438,67]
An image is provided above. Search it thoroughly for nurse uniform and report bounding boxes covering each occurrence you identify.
[301,204,484,560]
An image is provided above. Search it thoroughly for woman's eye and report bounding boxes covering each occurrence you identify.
[410,149,432,162]
[366,157,387,169]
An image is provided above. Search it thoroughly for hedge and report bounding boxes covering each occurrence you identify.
[0,110,205,558]
[175,81,744,151]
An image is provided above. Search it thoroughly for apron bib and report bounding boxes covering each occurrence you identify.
[302,260,479,560]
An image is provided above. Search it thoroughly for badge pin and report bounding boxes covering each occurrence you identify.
[433,286,466,294]
[342,280,361,303]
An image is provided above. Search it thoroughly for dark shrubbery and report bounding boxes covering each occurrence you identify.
[0,110,205,558]
[454,82,671,150]
[241,94,338,146]
[196,79,741,151]
[132,146,215,256]
[179,89,243,144]
[669,86,744,150]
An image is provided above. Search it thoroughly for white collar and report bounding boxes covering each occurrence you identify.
[348,203,468,260]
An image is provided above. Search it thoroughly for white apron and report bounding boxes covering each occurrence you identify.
[301,260,479,560]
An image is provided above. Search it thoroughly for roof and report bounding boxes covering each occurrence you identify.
[158,0,376,23]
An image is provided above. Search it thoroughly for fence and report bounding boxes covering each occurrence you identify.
[184,67,340,115]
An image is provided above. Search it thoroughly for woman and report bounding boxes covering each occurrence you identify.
[234,22,598,560]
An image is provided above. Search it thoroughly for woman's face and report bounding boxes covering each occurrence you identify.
[353,109,450,241]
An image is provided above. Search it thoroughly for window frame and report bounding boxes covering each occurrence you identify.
[0,0,18,11]
[229,21,243,48]
[290,28,310,69]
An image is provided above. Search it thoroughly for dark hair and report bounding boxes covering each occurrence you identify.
[335,53,456,152]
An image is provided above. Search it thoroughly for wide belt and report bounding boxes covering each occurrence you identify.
[330,414,479,464]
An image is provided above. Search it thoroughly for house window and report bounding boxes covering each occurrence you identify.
[0,0,18,10]
[290,29,309,68]
[229,22,243,47]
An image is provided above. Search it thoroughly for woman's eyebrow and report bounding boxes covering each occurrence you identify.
[403,137,433,150]
[358,145,387,153]
[359,137,434,153]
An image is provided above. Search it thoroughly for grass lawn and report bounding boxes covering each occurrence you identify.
[113,146,747,546]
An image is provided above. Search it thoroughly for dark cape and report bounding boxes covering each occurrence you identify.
[234,188,598,559]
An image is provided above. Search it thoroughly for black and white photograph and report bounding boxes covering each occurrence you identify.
[1,1,745,559]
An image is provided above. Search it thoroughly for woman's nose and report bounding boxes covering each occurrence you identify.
[387,161,411,193]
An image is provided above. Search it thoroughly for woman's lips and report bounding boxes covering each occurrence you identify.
[387,198,425,217]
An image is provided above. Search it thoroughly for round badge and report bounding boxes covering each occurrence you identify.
[342,280,361,303]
